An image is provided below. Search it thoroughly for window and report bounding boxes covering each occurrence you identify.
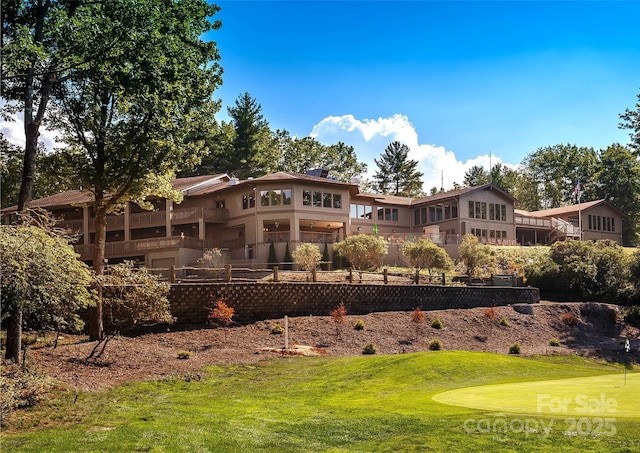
[303,190,312,206]
[261,190,270,206]
[271,190,282,206]
[283,189,292,205]
[469,200,487,219]
[333,194,342,209]
[242,193,256,210]
[323,192,332,208]
[313,191,322,207]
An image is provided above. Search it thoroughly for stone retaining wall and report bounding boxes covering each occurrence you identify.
[169,282,540,324]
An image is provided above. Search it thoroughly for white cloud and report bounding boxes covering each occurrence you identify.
[0,112,60,151]
[310,113,516,192]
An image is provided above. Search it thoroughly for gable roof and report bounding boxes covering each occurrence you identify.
[527,200,625,218]
[411,183,517,206]
[1,174,229,212]
[192,171,359,196]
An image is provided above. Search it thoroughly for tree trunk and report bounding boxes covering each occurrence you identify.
[17,123,39,211]
[88,201,108,340]
[4,308,23,364]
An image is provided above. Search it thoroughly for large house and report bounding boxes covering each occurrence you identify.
[2,171,625,268]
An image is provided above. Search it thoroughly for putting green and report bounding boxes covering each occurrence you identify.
[433,373,640,417]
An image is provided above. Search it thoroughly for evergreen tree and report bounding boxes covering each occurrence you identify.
[463,165,489,187]
[321,242,330,270]
[227,92,269,179]
[268,241,279,269]
[373,141,424,197]
[283,242,293,270]
[619,88,640,156]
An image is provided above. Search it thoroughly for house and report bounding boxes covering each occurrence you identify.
[2,171,624,269]
[515,200,624,245]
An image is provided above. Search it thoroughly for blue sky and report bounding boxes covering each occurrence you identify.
[2,1,639,191]
[211,0,640,189]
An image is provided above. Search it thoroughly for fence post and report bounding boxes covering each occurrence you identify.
[311,267,317,282]
[414,269,420,285]
[383,268,388,284]
[442,272,446,285]
[225,264,232,283]
[273,265,279,282]
[348,268,353,283]
[170,265,176,283]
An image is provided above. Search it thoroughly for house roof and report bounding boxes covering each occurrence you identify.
[353,192,414,206]
[411,183,517,206]
[192,171,359,196]
[1,174,229,212]
[527,199,625,218]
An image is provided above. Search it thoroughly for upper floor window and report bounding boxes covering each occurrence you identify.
[242,193,256,210]
[413,201,458,226]
[488,203,507,221]
[469,200,487,219]
[304,190,342,209]
[259,189,293,207]
[351,204,398,221]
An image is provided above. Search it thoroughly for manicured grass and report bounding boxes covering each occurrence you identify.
[3,352,639,452]
[434,373,640,417]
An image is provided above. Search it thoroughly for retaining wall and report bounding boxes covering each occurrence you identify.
[169,282,540,324]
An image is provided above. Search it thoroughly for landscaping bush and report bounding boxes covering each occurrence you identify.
[0,362,54,425]
[353,319,365,331]
[509,343,521,354]
[362,342,377,355]
[271,324,284,334]
[560,312,578,327]
[176,351,192,359]
[624,305,640,326]
[430,318,444,329]
[482,307,498,321]
[499,317,509,327]
[549,338,561,347]
[429,339,443,350]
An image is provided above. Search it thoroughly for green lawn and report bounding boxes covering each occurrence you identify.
[3,351,639,452]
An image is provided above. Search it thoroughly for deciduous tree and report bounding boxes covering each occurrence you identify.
[1,217,95,363]
[46,0,222,340]
[458,234,492,277]
[333,234,388,275]
[402,239,453,277]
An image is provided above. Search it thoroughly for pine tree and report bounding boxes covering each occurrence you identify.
[227,92,269,179]
[373,141,424,197]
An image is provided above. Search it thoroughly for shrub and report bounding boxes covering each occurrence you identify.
[549,338,561,347]
[197,248,226,268]
[283,242,293,270]
[509,343,521,354]
[483,307,498,321]
[430,318,444,329]
[208,299,235,327]
[353,319,365,331]
[267,242,278,269]
[560,312,578,327]
[271,324,284,334]
[321,243,330,271]
[331,304,347,324]
[624,305,640,326]
[362,342,377,355]
[0,362,54,424]
[499,317,510,327]
[177,351,192,359]
[411,308,426,324]
[429,339,443,350]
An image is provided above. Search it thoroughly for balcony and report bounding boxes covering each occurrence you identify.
[61,207,229,234]
[515,215,551,228]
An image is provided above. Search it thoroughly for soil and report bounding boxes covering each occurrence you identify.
[30,301,639,391]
